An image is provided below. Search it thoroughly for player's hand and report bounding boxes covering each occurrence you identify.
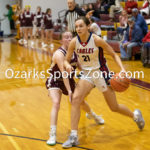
[68,90,73,102]
[66,64,74,74]
[120,70,126,78]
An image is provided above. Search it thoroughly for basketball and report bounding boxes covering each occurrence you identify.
[110,73,131,92]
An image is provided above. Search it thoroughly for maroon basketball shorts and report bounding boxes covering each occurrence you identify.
[46,77,75,95]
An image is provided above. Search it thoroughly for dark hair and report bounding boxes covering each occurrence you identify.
[46,8,51,14]
[75,16,90,26]
[37,6,41,10]
[6,4,11,9]
[90,17,95,23]
[88,3,94,9]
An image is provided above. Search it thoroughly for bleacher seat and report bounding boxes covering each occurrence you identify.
[132,46,141,56]
[97,21,115,31]
[120,2,125,8]
[107,31,117,40]
[101,30,107,38]
[114,14,120,22]
[100,14,110,21]
[100,14,120,22]
[137,1,144,8]
[148,25,150,31]
[53,32,61,40]
[107,41,120,52]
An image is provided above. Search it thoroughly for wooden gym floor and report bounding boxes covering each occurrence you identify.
[0,39,150,150]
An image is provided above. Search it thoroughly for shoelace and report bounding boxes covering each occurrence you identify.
[69,135,77,143]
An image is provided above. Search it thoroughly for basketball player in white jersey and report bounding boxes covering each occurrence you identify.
[62,17,145,148]
[46,31,104,146]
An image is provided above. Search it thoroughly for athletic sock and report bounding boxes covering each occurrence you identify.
[71,130,78,137]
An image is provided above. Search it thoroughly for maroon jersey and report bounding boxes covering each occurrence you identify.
[46,47,78,95]
[34,11,44,27]
[44,14,53,29]
[24,11,34,27]
[19,13,26,27]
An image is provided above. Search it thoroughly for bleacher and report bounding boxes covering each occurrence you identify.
[51,1,149,59]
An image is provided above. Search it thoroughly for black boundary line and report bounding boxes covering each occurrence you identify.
[0,133,93,150]
[131,83,150,91]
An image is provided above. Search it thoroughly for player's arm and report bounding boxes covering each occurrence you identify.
[64,37,76,73]
[53,51,72,93]
[94,35,126,72]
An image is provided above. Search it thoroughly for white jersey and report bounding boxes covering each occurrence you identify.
[75,33,106,70]
[90,23,101,36]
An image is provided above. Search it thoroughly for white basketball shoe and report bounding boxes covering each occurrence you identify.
[86,111,104,125]
[46,130,56,146]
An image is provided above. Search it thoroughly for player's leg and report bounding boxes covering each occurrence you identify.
[103,86,145,130]
[62,79,94,148]
[103,86,133,117]
[47,89,62,146]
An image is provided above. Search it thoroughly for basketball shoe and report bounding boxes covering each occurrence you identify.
[86,111,104,125]
[46,130,56,146]
[133,109,145,130]
[62,134,79,148]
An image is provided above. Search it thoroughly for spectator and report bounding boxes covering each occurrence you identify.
[4,4,15,35]
[101,0,116,14]
[95,0,101,10]
[117,10,128,39]
[142,31,150,66]
[132,8,148,36]
[96,0,107,14]
[87,3,100,21]
[81,4,88,13]
[109,0,123,22]
[125,0,138,14]
[120,17,143,60]
[140,0,150,16]
[89,18,101,37]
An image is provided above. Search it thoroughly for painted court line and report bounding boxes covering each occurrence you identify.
[0,122,21,150]
[0,133,93,150]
